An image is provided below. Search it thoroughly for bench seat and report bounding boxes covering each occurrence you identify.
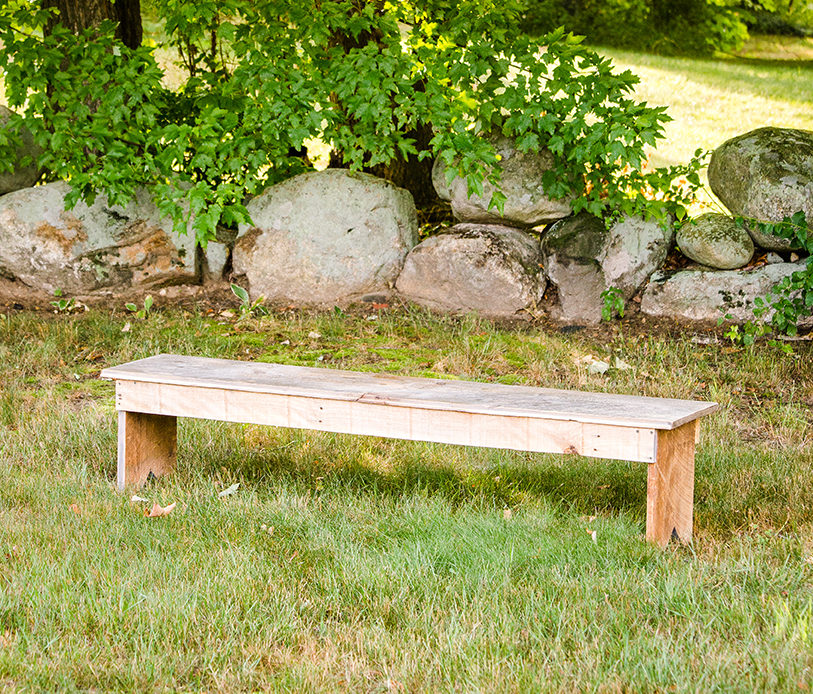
[101,354,718,546]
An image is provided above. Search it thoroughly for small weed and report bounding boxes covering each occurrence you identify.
[50,297,75,313]
[231,283,267,320]
[600,287,625,321]
[716,314,794,354]
[125,295,154,320]
[50,289,86,314]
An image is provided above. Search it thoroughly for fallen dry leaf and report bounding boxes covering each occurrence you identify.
[145,502,176,518]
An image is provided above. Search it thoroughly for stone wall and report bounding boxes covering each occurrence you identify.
[1,111,810,327]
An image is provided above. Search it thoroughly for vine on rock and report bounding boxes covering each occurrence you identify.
[748,211,812,335]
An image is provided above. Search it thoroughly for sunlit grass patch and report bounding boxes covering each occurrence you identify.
[0,305,812,689]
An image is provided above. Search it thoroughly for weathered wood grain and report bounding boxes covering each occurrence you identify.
[114,380,659,463]
[102,354,717,430]
[117,410,176,490]
[646,421,697,546]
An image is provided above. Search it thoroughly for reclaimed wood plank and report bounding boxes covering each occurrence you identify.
[102,355,717,430]
[117,410,176,490]
[114,380,659,463]
[646,420,697,546]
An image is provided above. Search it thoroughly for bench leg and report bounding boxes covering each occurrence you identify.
[117,411,177,490]
[646,421,697,546]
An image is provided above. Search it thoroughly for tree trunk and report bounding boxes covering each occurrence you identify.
[325,1,439,208]
[114,0,143,50]
[42,0,142,48]
[367,122,437,209]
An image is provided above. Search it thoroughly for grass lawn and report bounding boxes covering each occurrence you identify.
[1,305,812,691]
[598,37,813,213]
[600,39,813,170]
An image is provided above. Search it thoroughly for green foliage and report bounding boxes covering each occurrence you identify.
[125,295,154,319]
[600,286,626,321]
[717,317,771,346]
[522,0,751,55]
[747,211,813,335]
[230,283,267,319]
[743,0,813,34]
[0,1,696,244]
[49,289,85,314]
[50,297,75,313]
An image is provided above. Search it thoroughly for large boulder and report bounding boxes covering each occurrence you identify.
[708,127,813,251]
[233,169,417,306]
[0,182,198,294]
[541,213,674,323]
[641,262,806,323]
[676,213,754,269]
[433,135,573,227]
[395,223,545,318]
[0,106,42,196]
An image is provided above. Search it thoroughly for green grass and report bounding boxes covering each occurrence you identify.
[600,42,813,170]
[1,305,812,691]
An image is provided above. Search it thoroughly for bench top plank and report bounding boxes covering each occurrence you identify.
[100,354,718,430]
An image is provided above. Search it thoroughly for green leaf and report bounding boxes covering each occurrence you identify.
[231,283,249,303]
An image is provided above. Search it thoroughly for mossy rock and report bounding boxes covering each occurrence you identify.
[708,127,812,251]
[676,214,754,269]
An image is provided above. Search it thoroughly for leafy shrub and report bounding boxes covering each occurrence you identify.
[750,211,813,334]
[0,1,699,245]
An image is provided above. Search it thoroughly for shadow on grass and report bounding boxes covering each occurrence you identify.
[183,430,648,520]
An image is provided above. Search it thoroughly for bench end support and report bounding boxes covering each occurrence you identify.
[117,411,177,490]
[646,421,697,546]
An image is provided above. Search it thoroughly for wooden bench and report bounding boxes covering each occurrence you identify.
[100,354,718,546]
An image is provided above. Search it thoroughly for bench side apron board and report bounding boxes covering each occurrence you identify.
[100,355,718,546]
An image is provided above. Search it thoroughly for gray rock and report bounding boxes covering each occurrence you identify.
[233,169,417,305]
[434,135,573,227]
[0,182,198,293]
[395,223,545,318]
[204,242,229,280]
[541,212,673,323]
[708,127,813,251]
[641,262,805,323]
[431,157,451,201]
[764,252,784,264]
[602,214,675,295]
[202,226,237,281]
[0,105,42,195]
[540,213,605,324]
[676,213,754,269]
